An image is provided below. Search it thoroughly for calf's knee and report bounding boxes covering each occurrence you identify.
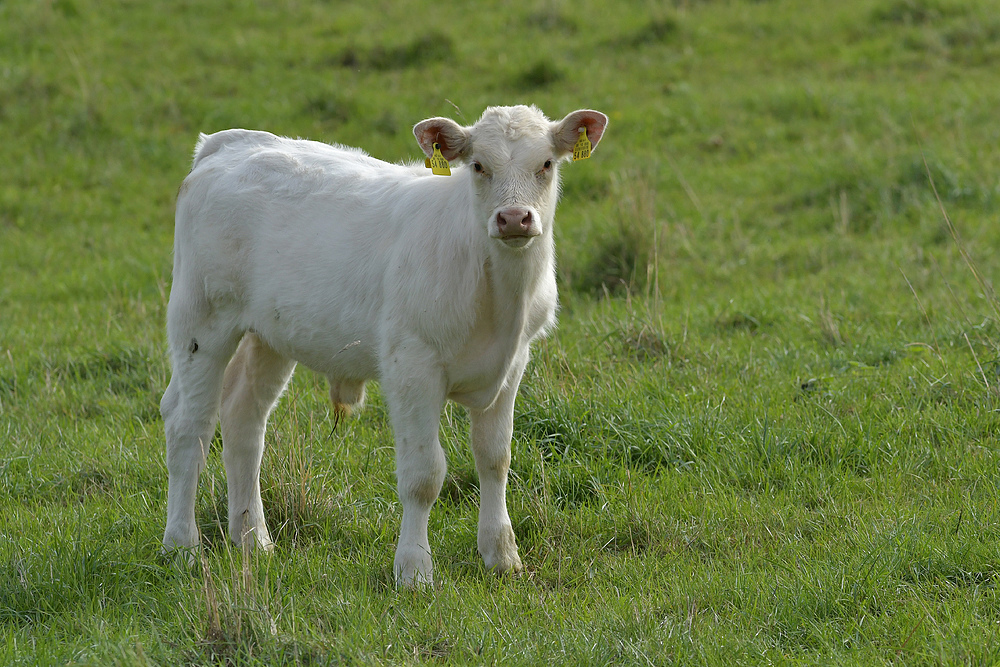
[397,447,446,507]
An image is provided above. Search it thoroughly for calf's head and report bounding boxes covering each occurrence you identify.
[414,105,608,249]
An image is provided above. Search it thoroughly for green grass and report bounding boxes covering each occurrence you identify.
[3,0,1000,663]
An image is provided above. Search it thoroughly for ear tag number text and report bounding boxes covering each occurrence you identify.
[425,142,452,175]
[572,128,592,162]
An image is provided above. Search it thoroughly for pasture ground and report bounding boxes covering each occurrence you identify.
[3,0,1000,663]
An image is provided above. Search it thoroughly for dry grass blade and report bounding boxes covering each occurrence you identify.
[923,152,1000,325]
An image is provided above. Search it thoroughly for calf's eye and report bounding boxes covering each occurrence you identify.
[473,162,484,173]
[544,160,552,170]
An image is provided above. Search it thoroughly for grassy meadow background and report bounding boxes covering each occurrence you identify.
[3,0,1000,663]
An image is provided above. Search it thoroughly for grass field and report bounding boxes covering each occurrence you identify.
[3,0,1000,663]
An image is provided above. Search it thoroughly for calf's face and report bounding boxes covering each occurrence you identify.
[414,105,608,249]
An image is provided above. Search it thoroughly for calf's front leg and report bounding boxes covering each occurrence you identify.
[469,365,525,575]
[382,350,448,586]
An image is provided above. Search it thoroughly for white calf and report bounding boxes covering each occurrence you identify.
[160,105,608,585]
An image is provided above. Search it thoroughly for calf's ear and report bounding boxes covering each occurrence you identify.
[413,118,471,161]
[553,110,609,156]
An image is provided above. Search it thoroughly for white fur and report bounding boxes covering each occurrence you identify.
[160,105,608,585]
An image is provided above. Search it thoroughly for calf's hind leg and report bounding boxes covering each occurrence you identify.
[220,333,296,549]
[161,310,241,553]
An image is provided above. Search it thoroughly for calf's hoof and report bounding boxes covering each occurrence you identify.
[230,520,275,552]
[479,525,523,574]
[162,523,199,552]
[161,534,200,568]
[394,545,434,588]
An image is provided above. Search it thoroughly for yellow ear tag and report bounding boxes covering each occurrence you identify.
[425,142,451,176]
[572,127,592,162]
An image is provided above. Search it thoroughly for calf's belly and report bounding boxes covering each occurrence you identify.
[248,316,379,382]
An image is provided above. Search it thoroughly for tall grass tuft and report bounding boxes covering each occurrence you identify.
[923,153,1000,399]
[187,490,279,663]
[572,169,662,296]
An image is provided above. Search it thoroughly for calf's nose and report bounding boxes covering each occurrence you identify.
[496,207,535,237]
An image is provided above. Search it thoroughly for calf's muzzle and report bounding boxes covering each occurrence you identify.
[495,207,538,239]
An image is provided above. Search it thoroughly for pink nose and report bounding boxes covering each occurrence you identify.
[496,207,534,237]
